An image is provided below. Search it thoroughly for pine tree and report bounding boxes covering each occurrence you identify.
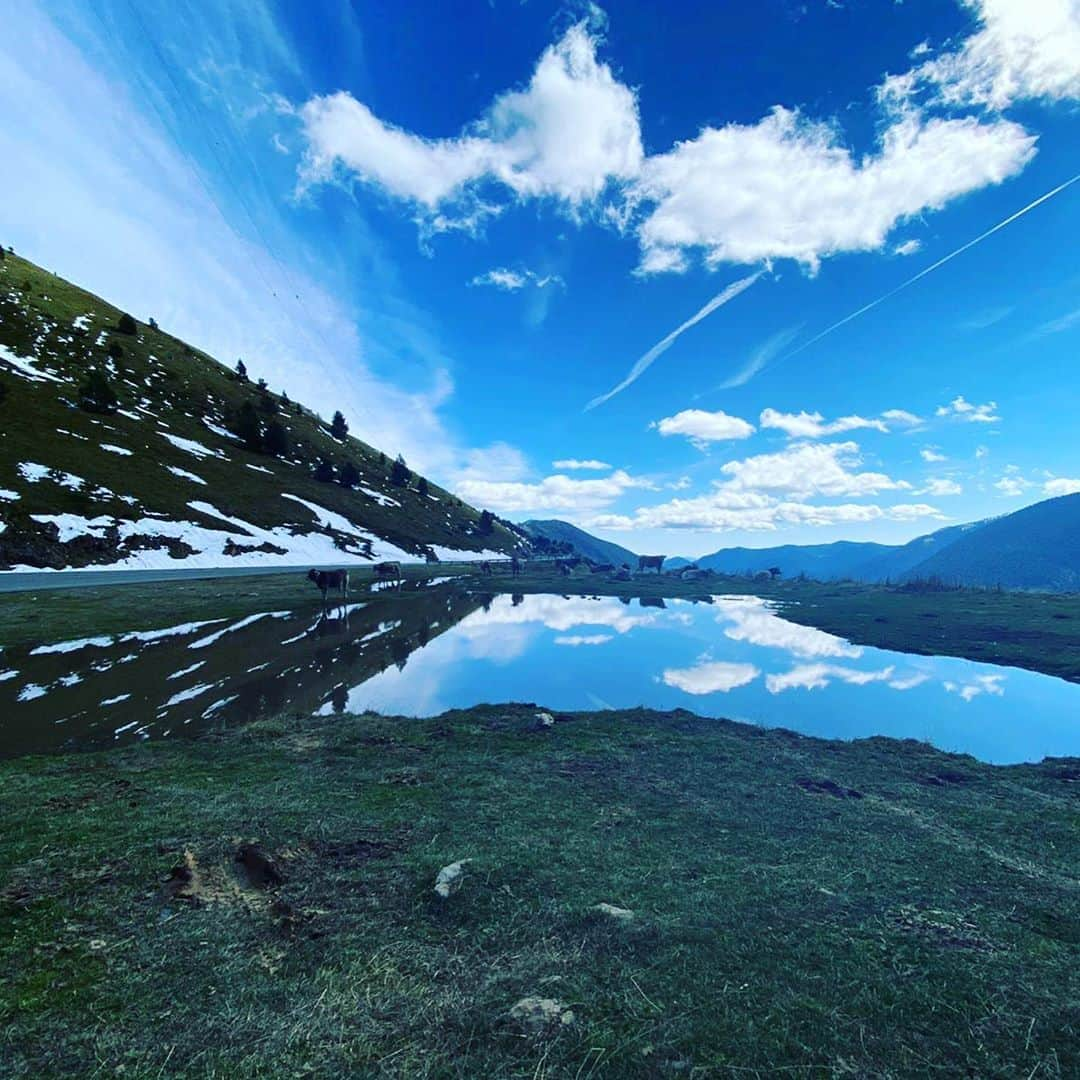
[390,454,411,487]
[78,368,119,414]
[235,401,263,452]
[330,410,349,440]
[314,458,335,483]
[339,460,361,488]
[264,419,289,458]
[478,509,495,534]
[106,341,124,360]
[117,313,137,335]
[417,476,429,497]
[235,359,248,382]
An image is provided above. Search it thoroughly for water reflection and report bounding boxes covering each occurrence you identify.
[3,590,1078,763]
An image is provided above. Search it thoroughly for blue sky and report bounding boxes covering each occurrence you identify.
[2,0,1078,556]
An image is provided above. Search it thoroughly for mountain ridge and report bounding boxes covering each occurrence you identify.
[0,252,521,571]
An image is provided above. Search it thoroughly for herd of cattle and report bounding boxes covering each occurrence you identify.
[307,554,724,604]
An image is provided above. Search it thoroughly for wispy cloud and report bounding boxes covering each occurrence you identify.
[774,171,1080,365]
[586,271,762,409]
[470,267,564,291]
[714,326,800,390]
[552,459,611,471]
[1033,306,1080,337]
[936,396,1000,424]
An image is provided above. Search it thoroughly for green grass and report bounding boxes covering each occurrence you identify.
[1,704,1076,1077]
[0,252,519,567]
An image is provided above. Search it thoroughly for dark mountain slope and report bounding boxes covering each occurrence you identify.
[904,494,1080,591]
[521,519,637,566]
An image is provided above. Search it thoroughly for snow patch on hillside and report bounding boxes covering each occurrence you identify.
[0,343,65,383]
[160,432,227,460]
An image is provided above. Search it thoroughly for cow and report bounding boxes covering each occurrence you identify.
[511,556,523,576]
[307,568,349,606]
[374,561,402,587]
[589,562,614,574]
[637,554,665,574]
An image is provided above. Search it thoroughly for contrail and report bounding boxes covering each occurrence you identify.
[586,270,762,410]
[779,170,1080,365]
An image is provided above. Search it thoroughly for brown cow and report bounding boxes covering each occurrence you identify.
[307,568,349,605]
[374,561,402,587]
[637,554,664,574]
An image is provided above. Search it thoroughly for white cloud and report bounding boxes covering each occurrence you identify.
[944,673,1006,703]
[653,408,756,447]
[716,597,862,659]
[759,408,889,439]
[591,496,943,534]
[628,106,1035,274]
[935,395,1001,423]
[975,445,990,460]
[717,326,801,390]
[662,659,760,694]
[766,663,897,694]
[921,447,947,462]
[299,22,643,217]
[919,477,963,496]
[456,468,653,514]
[554,634,613,646]
[894,238,922,256]
[881,409,922,426]
[470,267,564,291]
[552,459,612,471]
[994,467,1033,496]
[1044,476,1080,496]
[719,441,906,498]
[887,0,1080,111]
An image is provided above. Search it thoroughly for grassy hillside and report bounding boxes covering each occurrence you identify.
[522,519,638,566]
[0,252,520,570]
[1,705,1076,1077]
[697,540,896,579]
[905,494,1080,591]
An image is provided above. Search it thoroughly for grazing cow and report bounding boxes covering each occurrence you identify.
[374,561,402,586]
[307,568,349,605]
[589,562,614,574]
[511,556,523,576]
[637,554,665,574]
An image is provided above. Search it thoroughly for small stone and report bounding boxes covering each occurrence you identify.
[508,996,575,1033]
[593,902,634,921]
[434,860,469,898]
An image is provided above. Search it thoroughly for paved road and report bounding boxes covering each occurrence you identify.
[0,563,379,594]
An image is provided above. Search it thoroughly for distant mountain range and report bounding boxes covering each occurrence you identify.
[521,520,638,567]
[0,253,521,571]
[528,494,1080,593]
[678,496,1080,592]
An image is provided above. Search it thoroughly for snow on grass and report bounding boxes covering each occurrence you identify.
[160,431,227,460]
[18,463,84,489]
[30,634,115,655]
[358,486,401,507]
[18,683,48,702]
[72,314,92,331]
[120,619,225,644]
[188,611,290,649]
[246,463,273,475]
[101,693,131,706]
[166,465,207,485]
[203,418,235,440]
[115,409,143,422]
[0,489,18,502]
[162,682,216,707]
[429,545,508,563]
[18,462,52,483]
[58,428,89,441]
[0,343,65,383]
[202,695,238,718]
[280,494,414,560]
[0,669,18,682]
[101,443,133,456]
[30,513,114,543]
[167,661,207,681]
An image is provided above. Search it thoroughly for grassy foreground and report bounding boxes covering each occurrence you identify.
[1,705,1077,1077]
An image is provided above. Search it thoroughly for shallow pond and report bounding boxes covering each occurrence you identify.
[2,588,1077,762]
